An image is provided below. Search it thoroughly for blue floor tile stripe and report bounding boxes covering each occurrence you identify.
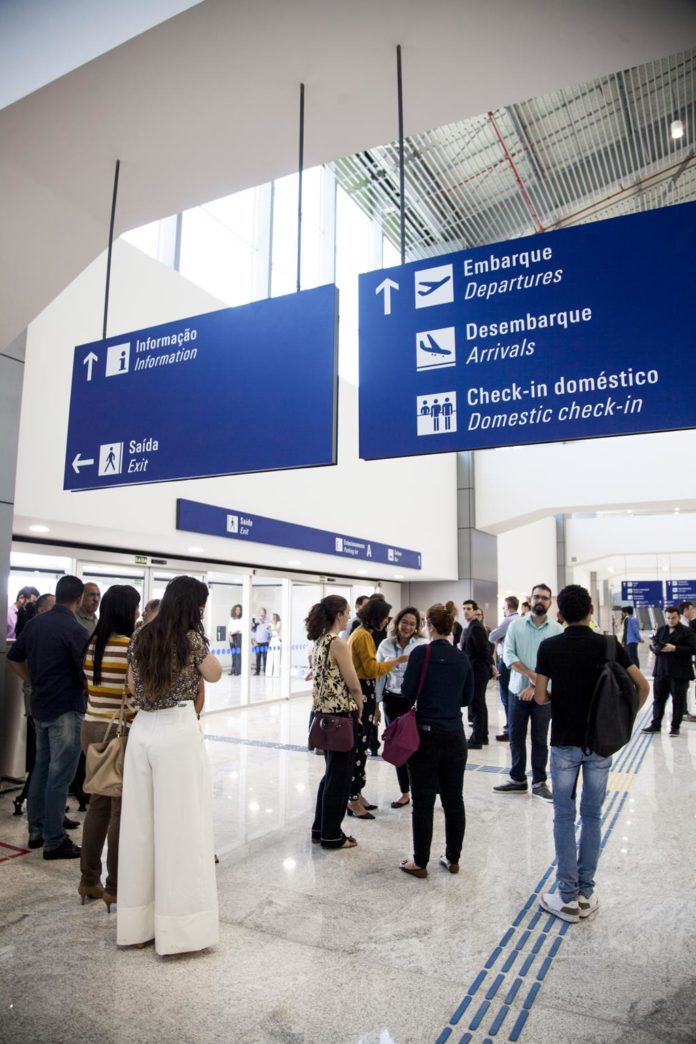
[437,698,653,1044]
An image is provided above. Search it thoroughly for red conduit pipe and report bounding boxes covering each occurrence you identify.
[487,111,545,233]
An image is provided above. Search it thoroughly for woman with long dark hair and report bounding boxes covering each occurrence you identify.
[78,584,140,907]
[307,595,363,850]
[376,606,426,808]
[117,576,222,954]
[348,596,407,818]
[399,603,473,878]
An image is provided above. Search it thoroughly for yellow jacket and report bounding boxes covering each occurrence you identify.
[349,627,398,680]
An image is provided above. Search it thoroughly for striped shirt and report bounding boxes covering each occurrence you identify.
[84,634,136,723]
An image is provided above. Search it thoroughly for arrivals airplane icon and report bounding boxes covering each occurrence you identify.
[416,275,451,297]
[418,333,452,357]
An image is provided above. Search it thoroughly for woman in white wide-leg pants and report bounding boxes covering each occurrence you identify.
[117,576,222,956]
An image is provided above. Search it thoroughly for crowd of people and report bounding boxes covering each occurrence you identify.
[5,573,695,957]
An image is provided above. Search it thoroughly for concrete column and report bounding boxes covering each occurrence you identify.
[555,513,567,593]
[409,452,498,620]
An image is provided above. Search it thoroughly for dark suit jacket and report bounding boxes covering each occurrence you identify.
[652,622,696,680]
[461,619,494,672]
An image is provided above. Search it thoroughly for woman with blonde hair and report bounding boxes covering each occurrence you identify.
[399,603,473,878]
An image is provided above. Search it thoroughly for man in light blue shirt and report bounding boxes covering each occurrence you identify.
[495,584,563,800]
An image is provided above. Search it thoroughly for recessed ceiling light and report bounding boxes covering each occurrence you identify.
[287,560,302,567]
[394,574,404,579]
[357,570,368,575]
[671,118,685,140]
[662,565,668,571]
[188,547,204,554]
[29,524,50,533]
[674,507,680,513]
[627,510,633,515]
[608,567,615,573]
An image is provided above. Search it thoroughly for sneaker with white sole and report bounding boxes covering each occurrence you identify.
[532,782,553,802]
[578,893,599,919]
[540,890,580,923]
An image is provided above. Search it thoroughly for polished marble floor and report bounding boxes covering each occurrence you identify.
[1,682,695,1044]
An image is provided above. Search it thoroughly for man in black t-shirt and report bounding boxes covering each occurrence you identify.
[533,585,649,924]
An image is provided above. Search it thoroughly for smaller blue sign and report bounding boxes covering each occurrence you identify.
[665,580,696,603]
[621,580,664,607]
[177,498,421,570]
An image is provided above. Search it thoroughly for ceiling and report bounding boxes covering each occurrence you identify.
[2,0,696,351]
[332,49,696,256]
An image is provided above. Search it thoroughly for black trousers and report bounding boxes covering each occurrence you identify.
[407,726,467,869]
[651,676,688,731]
[470,665,489,744]
[351,680,375,799]
[230,634,242,675]
[312,719,356,848]
[382,692,411,794]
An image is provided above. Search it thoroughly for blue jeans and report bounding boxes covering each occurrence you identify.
[550,746,612,902]
[28,710,83,850]
[507,693,551,784]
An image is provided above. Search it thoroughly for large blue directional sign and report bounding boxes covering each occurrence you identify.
[64,285,338,490]
[177,498,422,570]
[621,581,664,607]
[666,580,696,603]
[359,203,696,459]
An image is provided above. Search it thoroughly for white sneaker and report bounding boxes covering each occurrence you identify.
[578,892,599,919]
[540,890,580,923]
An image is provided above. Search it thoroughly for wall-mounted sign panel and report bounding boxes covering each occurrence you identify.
[666,580,696,603]
[621,581,664,607]
[359,203,696,459]
[177,498,422,570]
[64,285,338,490]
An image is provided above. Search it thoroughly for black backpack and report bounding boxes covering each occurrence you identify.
[583,635,639,758]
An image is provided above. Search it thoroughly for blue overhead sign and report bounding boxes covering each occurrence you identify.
[621,581,664,607]
[177,498,422,570]
[666,580,696,603]
[63,285,338,490]
[359,203,696,459]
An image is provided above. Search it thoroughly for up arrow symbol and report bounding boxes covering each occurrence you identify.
[83,351,98,381]
[375,277,399,316]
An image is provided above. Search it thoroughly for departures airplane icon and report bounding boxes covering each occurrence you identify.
[416,275,451,297]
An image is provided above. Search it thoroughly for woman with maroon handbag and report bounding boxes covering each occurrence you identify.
[399,603,474,878]
[306,596,364,850]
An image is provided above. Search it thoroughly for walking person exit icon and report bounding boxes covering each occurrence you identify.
[416,393,457,436]
[98,442,124,475]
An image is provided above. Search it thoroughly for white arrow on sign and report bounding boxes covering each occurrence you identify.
[375,277,399,316]
[72,453,95,474]
[83,351,98,381]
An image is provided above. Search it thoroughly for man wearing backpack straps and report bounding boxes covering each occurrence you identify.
[642,605,696,737]
[533,585,649,923]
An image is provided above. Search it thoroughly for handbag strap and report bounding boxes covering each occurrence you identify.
[413,643,432,710]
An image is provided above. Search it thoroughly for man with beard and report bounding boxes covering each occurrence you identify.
[495,584,562,800]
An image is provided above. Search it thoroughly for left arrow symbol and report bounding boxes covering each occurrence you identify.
[72,453,95,474]
[83,352,98,381]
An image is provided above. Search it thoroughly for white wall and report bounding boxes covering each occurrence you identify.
[14,242,458,582]
[567,514,696,590]
[496,517,558,603]
[474,432,696,534]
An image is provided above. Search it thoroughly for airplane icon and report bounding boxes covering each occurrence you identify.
[418,333,452,357]
[417,276,451,297]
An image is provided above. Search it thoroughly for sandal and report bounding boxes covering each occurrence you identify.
[400,859,427,878]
